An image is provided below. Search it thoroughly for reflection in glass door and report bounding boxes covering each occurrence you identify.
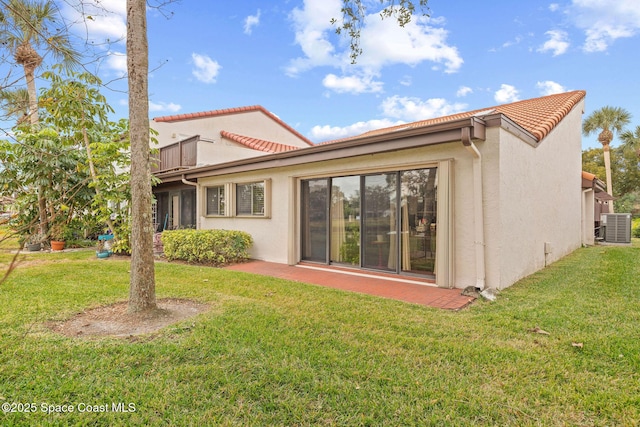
[362,174,397,271]
[401,168,437,275]
[330,176,360,265]
[301,167,437,277]
[301,179,328,262]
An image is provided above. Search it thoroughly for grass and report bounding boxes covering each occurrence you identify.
[0,240,639,426]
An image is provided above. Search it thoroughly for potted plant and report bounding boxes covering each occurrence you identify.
[25,233,44,252]
[49,223,67,251]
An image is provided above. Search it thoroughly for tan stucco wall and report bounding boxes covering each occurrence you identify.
[196,138,268,167]
[152,110,310,149]
[492,101,584,289]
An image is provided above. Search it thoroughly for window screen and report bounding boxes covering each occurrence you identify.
[236,182,265,216]
[206,186,225,216]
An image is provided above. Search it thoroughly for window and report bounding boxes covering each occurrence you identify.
[206,186,225,216]
[236,181,265,216]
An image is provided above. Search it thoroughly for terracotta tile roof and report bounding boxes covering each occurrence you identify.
[328,90,586,144]
[153,105,314,146]
[582,170,608,194]
[220,130,300,153]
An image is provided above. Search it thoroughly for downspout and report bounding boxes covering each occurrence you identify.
[461,127,486,290]
[181,174,197,187]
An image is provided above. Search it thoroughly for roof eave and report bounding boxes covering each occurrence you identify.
[154,116,487,183]
[483,113,539,146]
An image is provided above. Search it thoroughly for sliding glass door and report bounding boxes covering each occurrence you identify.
[362,173,397,271]
[301,167,437,277]
[330,176,360,265]
[301,179,328,262]
[400,168,437,275]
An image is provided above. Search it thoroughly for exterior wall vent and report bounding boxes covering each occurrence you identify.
[601,213,632,244]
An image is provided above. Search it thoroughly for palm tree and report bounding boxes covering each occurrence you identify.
[620,125,640,158]
[1,0,81,235]
[0,87,30,125]
[0,0,81,125]
[582,106,631,212]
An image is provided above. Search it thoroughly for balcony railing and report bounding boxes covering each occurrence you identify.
[151,138,197,173]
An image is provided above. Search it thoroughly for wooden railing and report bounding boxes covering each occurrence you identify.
[151,138,197,173]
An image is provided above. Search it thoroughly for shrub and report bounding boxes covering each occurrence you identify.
[162,229,253,265]
[633,217,640,238]
[111,220,131,255]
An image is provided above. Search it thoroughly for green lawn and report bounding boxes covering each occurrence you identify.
[0,241,639,426]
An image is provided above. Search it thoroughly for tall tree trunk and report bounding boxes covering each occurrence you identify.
[602,144,615,213]
[23,63,48,235]
[24,64,39,126]
[127,0,156,313]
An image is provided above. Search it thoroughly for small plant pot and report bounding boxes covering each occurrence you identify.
[96,250,110,259]
[26,243,42,252]
[50,240,65,251]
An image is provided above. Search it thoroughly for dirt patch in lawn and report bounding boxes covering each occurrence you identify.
[49,298,211,340]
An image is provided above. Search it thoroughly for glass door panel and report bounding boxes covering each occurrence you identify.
[401,168,437,275]
[180,189,196,228]
[301,179,328,262]
[171,194,180,229]
[330,176,360,265]
[362,174,397,271]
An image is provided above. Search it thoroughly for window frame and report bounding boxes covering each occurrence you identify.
[234,180,271,218]
[204,184,227,217]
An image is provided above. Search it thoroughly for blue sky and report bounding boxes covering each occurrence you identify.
[11,1,640,149]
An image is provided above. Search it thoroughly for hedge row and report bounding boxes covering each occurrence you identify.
[162,229,253,265]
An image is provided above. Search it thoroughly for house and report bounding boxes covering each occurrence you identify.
[151,106,313,229]
[152,90,586,290]
[581,170,613,244]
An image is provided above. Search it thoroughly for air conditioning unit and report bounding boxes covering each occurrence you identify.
[600,213,632,244]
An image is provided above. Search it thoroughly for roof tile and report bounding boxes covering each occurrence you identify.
[220,130,300,153]
[330,90,586,143]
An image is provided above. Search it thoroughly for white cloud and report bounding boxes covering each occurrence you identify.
[62,0,127,44]
[286,0,342,75]
[322,73,383,94]
[538,30,570,56]
[569,0,640,52]
[149,101,182,113]
[104,51,127,74]
[549,3,560,12]
[456,86,473,97]
[502,35,523,48]
[380,96,467,121]
[399,75,412,86]
[191,53,222,84]
[536,80,567,95]
[244,10,261,35]
[583,25,635,52]
[310,93,467,141]
[286,0,463,76]
[494,84,520,103]
[355,15,463,74]
[309,118,404,142]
